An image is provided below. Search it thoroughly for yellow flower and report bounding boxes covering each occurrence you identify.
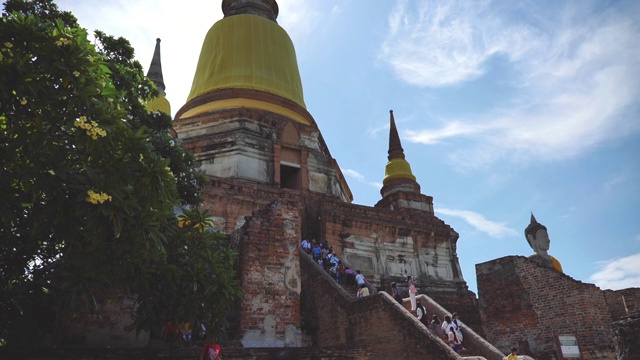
[73,71,80,77]
[20,98,27,105]
[85,190,112,204]
[55,38,72,47]
[74,116,87,128]
[4,42,12,48]
[74,116,106,139]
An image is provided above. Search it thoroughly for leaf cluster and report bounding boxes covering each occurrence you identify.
[0,0,238,346]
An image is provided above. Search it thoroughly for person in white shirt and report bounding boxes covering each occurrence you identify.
[301,238,311,254]
[452,312,464,343]
[441,315,453,334]
[355,270,365,287]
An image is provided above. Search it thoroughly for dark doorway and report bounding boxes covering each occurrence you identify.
[280,163,301,190]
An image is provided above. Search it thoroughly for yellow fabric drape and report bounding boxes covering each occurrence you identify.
[187,14,306,109]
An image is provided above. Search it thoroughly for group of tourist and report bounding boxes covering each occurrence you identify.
[161,319,221,359]
[302,239,465,353]
[443,313,465,353]
[424,311,464,353]
[301,238,371,298]
[161,319,207,348]
[161,320,190,347]
[392,279,465,354]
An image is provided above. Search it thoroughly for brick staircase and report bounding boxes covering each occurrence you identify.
[303,251,539,360]
[299,251,519,360]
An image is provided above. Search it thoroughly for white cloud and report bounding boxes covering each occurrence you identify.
[343,169,382,189]
[436,208,518,238]
[380,0,533,87]
[589,253,640,290]
[368,122,389,137]
[381,1,640,171]
[405,121,491,145]
[278,0,322,41]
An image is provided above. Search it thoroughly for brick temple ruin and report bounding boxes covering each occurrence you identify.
[42,1,639,359]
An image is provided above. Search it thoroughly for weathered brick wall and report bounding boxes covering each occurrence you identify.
[477,256,616,360]
[613,314,640,360]
[300,253,460,360]
[200,177,341,237]
[605,288,640,321]
[201,178,284,234]
[236,198,304,347]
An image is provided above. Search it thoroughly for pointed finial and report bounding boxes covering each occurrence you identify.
[530,212,538,224]
[388,109,405,161]
[222,0,279,22]
[147,38,166,96]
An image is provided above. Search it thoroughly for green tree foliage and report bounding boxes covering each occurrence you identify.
[0,0,240,346]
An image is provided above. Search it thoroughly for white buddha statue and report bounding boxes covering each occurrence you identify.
[524,214,563,272]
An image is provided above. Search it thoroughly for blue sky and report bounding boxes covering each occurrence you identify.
[56,0,640,294]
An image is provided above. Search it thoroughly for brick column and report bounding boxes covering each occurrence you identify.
[238,199,304,347]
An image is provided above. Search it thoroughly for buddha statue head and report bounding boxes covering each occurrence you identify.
[524,213,563,272]
[524,213,550,256]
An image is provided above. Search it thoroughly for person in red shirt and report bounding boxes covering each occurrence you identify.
[200,343,221,360]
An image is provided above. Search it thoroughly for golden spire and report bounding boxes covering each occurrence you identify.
[145,38,171,115]
[383,110,416,184]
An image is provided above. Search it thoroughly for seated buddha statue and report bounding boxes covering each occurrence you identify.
[524,214,563,272]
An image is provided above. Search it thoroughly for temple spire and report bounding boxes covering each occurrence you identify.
[388,110,406,161]
[376,110,432,213]
[145,38,171,115]
[382,110,415,185]
[222,0,279,22]
[147,38,165,96]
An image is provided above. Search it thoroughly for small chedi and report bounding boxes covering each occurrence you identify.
[524,213,563,272]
